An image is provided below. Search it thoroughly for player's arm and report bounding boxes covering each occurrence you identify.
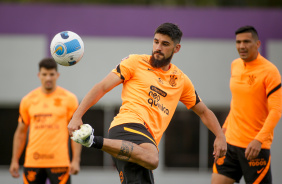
[9,122,28,178]
[245,85,282,160]
[69,140,82,175]
[68,72,123,135]
[221,113,230,134]
[191,101,227,161]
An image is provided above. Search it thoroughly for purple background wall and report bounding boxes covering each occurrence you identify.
[1,4,282,57]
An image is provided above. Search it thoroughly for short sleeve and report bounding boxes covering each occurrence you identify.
[180,74,201,109]
[111,55,138,83]
[19,97,30,125]
[67,94,79,121]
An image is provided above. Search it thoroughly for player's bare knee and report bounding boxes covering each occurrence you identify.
[150,156,159,170]
[144,154,159,170]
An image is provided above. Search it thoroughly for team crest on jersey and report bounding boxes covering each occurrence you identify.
[54,98,62,106]
[169,75,178,87]
[248,75,256,85]
[27,170,37,182]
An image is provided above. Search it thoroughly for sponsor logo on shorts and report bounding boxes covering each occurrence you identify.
[58,173,66,181]
[248,158,267,167]
[27,170,37,182]
[51,167,68,173]
[119,171,124,183]
[257,167,265,174]
[216,156,225,165]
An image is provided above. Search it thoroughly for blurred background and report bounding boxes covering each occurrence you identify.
[0,0,282,184]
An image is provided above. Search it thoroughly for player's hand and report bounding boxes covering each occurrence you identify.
[70,160,80,175]
[68,118,83,137]
[245,139,261,160]
[213,135,227,162]
[9,162,20,178]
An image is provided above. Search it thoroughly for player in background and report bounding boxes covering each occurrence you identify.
[212,26,282,184]
[9,58,82,184]
[68,22,227,184]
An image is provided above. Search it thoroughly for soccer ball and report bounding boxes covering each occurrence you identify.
[50,31,84,66]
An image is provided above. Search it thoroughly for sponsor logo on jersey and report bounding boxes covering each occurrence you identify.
[33,152,54,160]
[34,114,52,123]
[148,86,169,115]
[150,85,167,97]
[34,124,60,130]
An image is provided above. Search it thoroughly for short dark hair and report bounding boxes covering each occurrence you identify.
[154,23,183,44]
[39,58,58,71]
[235,25,259,40]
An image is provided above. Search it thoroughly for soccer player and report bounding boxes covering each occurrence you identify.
[68,23,227,184]
[212,26,282,184]
[9,58,82,184]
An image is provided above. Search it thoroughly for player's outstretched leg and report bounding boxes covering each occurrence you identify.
[71,124,94,147]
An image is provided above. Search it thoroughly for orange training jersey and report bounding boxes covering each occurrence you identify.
[111,54,200,146]
[223,53,282,149]
[19,86,78,167]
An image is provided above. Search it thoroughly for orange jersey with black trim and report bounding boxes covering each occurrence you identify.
[111,54,200,146]
[223,53,282,149]
[19,86,78,167]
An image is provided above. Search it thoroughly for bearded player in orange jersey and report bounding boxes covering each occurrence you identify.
[68,23,227,184]
[9,58,82,184]
[212,26,282,184]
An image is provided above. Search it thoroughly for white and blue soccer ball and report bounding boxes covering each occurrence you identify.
[50,31,84,66]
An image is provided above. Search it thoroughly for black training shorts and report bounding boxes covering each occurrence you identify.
[23,167,70,184]
[109,123,157,184]
[213,143,272,184]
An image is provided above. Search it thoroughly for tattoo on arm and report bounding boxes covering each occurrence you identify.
[117,141,133,161]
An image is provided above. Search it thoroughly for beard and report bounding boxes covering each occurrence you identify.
[150,51,173,68]
[44,82,54,91]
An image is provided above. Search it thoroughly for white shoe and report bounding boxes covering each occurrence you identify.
[71,124,94,147]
